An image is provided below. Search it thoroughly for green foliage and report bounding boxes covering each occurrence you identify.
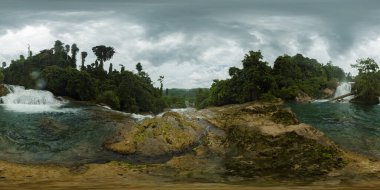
[195,88,210,109]
[163,88,208,108]
[92,45,115,63]
[207,51,346,106]
[259,92,277,102]
[351,58,380,104]
[209,51,276,106]
[3,41,166,113]
[42,66,96,100]
[96,91,120,109]
[163,96,186,108]
[351,58,379,74]
[0,69,4,84]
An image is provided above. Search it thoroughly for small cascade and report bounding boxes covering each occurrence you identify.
[333,82,354,101]
[1,85,63,105]
[0,85,68,113]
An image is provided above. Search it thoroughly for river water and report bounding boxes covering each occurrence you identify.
[1,84,380,189]
[288,82,380,158]
[0,85,128,165]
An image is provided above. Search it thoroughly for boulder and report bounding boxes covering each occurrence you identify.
[39,118,69,134]
[105,111,203,158]
[0,84,10,97]
[321,88,335,99]
[295,91,312,103]
[201,102,347,178]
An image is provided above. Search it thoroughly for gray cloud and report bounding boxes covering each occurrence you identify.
[1,0,380,88]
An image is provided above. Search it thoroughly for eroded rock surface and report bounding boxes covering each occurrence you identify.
[105,111,203,158]
[199,101,346,178]
[105,101,350,179]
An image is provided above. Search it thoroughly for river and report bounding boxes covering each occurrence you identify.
[1,84,380,189]
[288,82,380,158]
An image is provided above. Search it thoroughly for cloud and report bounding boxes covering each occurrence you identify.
[0,25,55,59]
[1,0,380,88]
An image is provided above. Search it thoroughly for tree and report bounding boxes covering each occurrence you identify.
[0,70,4,84]
[351,58,379,74]
[242,50,266,70]
[64,44,70,60]
[158,76,164,95]
[65,45,70,54]
[71,44,79,67]
[81,51,88,70]
[136,62,143,74]
[109,63,113,74]
[120,64,125,72]
[27,44,33,57]
[92,45,115,64]
[350,58,380,104]
[2,62,6,68]
[228,67,240,77]
[53,40,64,54]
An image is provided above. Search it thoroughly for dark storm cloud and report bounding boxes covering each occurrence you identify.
[1,0,380,87]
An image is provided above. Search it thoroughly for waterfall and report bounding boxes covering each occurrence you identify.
[334,82,354,101]
[0,85,69,113]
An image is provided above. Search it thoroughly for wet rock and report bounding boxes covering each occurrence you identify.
[296,91,312,103]
[201,102,347,179]
[321,88,335,99]
[39,118,68,133]
[224,126,346,178]
[105,111,203,158]
[0,84,9,98]
[271,108,299,126]
[242,104,279,115]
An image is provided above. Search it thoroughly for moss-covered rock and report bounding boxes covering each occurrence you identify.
[271,108,299,125]
[296,91,312,103]
[224,126,346,178]
[0,84,9,98]
[200,102,348,179]
[105,111,203,158]
[39,118,69,133]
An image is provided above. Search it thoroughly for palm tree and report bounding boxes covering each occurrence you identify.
[80,51,88,70]
[71,44,79,67]
[92,45,115,64]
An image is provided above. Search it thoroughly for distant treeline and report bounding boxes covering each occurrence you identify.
[163,88,208,108]
[195,51,351,108]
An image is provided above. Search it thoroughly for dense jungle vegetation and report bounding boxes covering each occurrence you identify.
[2,41,165,113]
[195,51,349,108]
[2,41,379,112]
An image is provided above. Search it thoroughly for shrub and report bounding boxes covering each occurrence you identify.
[96,90,120,109]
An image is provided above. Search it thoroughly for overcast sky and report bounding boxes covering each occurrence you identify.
[1,0,380,88]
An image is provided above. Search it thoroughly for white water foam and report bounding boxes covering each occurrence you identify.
[0,85,74,113]
[312,99,329,103]
[333,82,354,102]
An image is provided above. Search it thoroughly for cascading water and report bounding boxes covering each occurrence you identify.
[0,85,68,113]
[333,82,354,101]
[0,85,123,165]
